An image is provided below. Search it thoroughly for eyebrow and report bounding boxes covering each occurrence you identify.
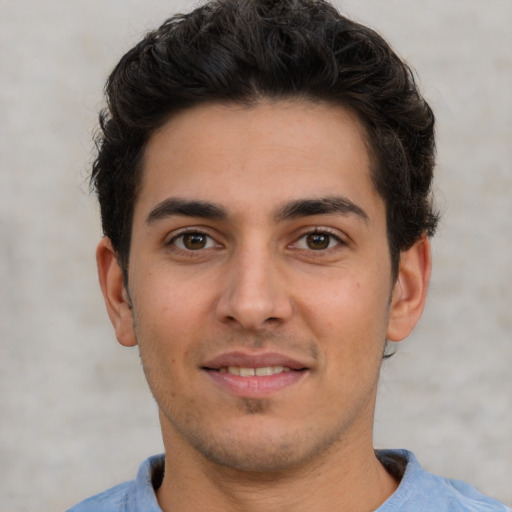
[146,198,227,225]
[145,195,369,226]
[274,196,369,223]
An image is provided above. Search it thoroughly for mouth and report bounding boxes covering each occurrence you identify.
[217,365,292,376]
[202,352,310,397]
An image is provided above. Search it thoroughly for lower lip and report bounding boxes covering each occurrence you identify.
[204,369,307,397]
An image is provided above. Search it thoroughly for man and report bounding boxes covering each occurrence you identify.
[68,0,509,510]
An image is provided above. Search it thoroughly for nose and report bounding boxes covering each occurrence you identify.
[215,244,293,331]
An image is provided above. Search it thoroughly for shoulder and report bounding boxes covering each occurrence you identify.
[377,450,510,512]
[66,454,165,512]
[66,480,133,512]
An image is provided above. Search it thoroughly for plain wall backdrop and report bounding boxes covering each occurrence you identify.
[1,1,511,510]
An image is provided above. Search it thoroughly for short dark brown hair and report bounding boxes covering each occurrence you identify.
[92,0,439,279]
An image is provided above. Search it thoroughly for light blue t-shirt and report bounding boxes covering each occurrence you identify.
[67,450,510,511]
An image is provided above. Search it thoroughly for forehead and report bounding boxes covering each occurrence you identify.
[136,100,381,223]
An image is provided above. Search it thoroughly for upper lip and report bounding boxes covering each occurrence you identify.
[202,351,311,371]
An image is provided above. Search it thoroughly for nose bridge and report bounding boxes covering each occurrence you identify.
[216,234,291,330]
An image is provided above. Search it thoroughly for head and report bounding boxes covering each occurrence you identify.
[92,0,438,282]
[94,0,437,479]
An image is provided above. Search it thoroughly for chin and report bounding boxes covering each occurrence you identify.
[201,441,302,473]
[179,418,345,474]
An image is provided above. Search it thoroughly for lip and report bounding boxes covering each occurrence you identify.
[202,351,310,371]
[202,351,311,398]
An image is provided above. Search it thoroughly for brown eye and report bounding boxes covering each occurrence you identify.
[171,232,217,251]
[306,233,331,250]
[292,231,342,252]
[183,233,207,250]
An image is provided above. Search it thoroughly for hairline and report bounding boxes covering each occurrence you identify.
[118,95,401,284]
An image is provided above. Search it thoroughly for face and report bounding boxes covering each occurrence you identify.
[98,100,429,474]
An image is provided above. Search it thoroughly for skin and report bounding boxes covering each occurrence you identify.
[97,100,431,512]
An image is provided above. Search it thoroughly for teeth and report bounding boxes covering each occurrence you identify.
[256,367,273,376]
[220,366,291,376]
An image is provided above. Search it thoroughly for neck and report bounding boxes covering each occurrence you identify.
[156,431,398,512]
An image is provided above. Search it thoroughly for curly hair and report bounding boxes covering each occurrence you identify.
[92,0,439,279]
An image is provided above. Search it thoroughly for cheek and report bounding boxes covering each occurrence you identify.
[131,267,221,370]
[135,268,211,323]
[301,271,388,321]
[296,272,391,358]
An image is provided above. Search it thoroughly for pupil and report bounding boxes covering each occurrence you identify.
[307,233,329,250]
[184,233,206,250]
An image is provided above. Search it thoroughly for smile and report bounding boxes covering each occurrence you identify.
[218,366,292,376]
[201,351,311,396]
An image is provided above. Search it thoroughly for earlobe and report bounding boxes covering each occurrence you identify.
[96,238,137,347]
[387,236,431,342]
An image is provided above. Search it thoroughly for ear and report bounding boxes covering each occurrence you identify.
[387,235,431,342]
[96,238,137,347]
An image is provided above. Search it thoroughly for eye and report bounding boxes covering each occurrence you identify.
[171,231,218,251]
[294,231,342,251]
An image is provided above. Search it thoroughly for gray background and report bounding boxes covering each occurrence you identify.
[1,0,511,510]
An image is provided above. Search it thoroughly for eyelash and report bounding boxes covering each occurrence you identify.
[167,227,345,255]
[167,229,221,253]
[290,229,345,253]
